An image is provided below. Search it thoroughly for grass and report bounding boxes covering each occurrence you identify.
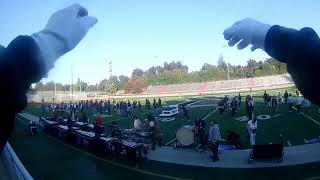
[24,87,320,148]
[10,117,320,180]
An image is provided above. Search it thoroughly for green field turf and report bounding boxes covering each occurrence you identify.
[24,88,320,148]
[9,117,320,180]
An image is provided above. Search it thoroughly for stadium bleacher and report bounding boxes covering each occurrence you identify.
[27,74,294,103]
[145,74,294,95]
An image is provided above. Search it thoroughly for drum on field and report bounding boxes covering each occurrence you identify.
[176,125,194,146]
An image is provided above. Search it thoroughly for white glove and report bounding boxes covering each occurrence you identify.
[32,4,97,71]
[223,18,271,51]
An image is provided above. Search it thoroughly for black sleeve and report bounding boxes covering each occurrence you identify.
[265,25,320,106]
[0,36,46,151]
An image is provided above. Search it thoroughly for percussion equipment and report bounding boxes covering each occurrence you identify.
[176,125,194,146]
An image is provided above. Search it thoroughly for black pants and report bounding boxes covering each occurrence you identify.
[247,110,253,120]
[199,131,205,148]
[219,108,224,115]
[232,108,236,117]
[296,105,301,113]
[210,141,219,161]
[183,111,189,119]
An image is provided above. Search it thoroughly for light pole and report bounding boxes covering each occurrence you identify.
[227,63,230,80]
[71,64,74,97]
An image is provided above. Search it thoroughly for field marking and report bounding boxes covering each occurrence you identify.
[287,141,292,146]
[203,108,218,120]
[16,117,189,180]
[185,100,202,107]
[165,138,177,146]
[292,107,320,126]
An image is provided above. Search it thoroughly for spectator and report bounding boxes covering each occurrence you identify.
[208,121,221,162]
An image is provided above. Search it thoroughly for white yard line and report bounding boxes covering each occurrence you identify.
[292,107,320,126]
[203,108,218,120]
[185,100,202,107]
[302,113,320,126]
[287,141,292,146]
[165,138,177,146]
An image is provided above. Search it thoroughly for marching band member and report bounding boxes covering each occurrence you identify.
[208,121,221,162]
[284,91,289,104]
[295,95,303,113]
[198,118,206,149]
[303,98,311,113]
[247,117,258,146]
[287,94,294,112]
[271,95,278,113]
[133,116,142,131]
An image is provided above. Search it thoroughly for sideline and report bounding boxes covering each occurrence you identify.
[292,107,320,126]
[16,116,190,180]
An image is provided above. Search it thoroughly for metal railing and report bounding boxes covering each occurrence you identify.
[1,143,33,180]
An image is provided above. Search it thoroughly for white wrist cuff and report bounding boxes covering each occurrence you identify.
[31,31,68,72]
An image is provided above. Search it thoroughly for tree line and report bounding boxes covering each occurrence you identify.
[32,56,287,94]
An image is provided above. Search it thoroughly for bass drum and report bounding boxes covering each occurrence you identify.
[176,125,194,146]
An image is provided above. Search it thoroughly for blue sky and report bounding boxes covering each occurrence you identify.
[1,0,319,84]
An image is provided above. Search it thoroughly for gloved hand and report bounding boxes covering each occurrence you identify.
[32,4,97,71]
[223,18,271,51]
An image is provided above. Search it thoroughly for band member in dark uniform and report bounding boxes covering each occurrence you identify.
[182,105,189,120]
[246,96,254,120]
[226,130,240,149]
[271,95,278,113]
[147,115,156,150]
[198,118,206,149]
[66,115,73,129]
[110,121,121,138]
[231,97,237,117]
[193,119,200,146]
[158,98,162,107]
[81,112,89,123]
[284,90,289,104]
[218,99,225,115]
[238,93,242,107]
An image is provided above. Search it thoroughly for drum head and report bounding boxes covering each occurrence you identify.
[176,126,194,146]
